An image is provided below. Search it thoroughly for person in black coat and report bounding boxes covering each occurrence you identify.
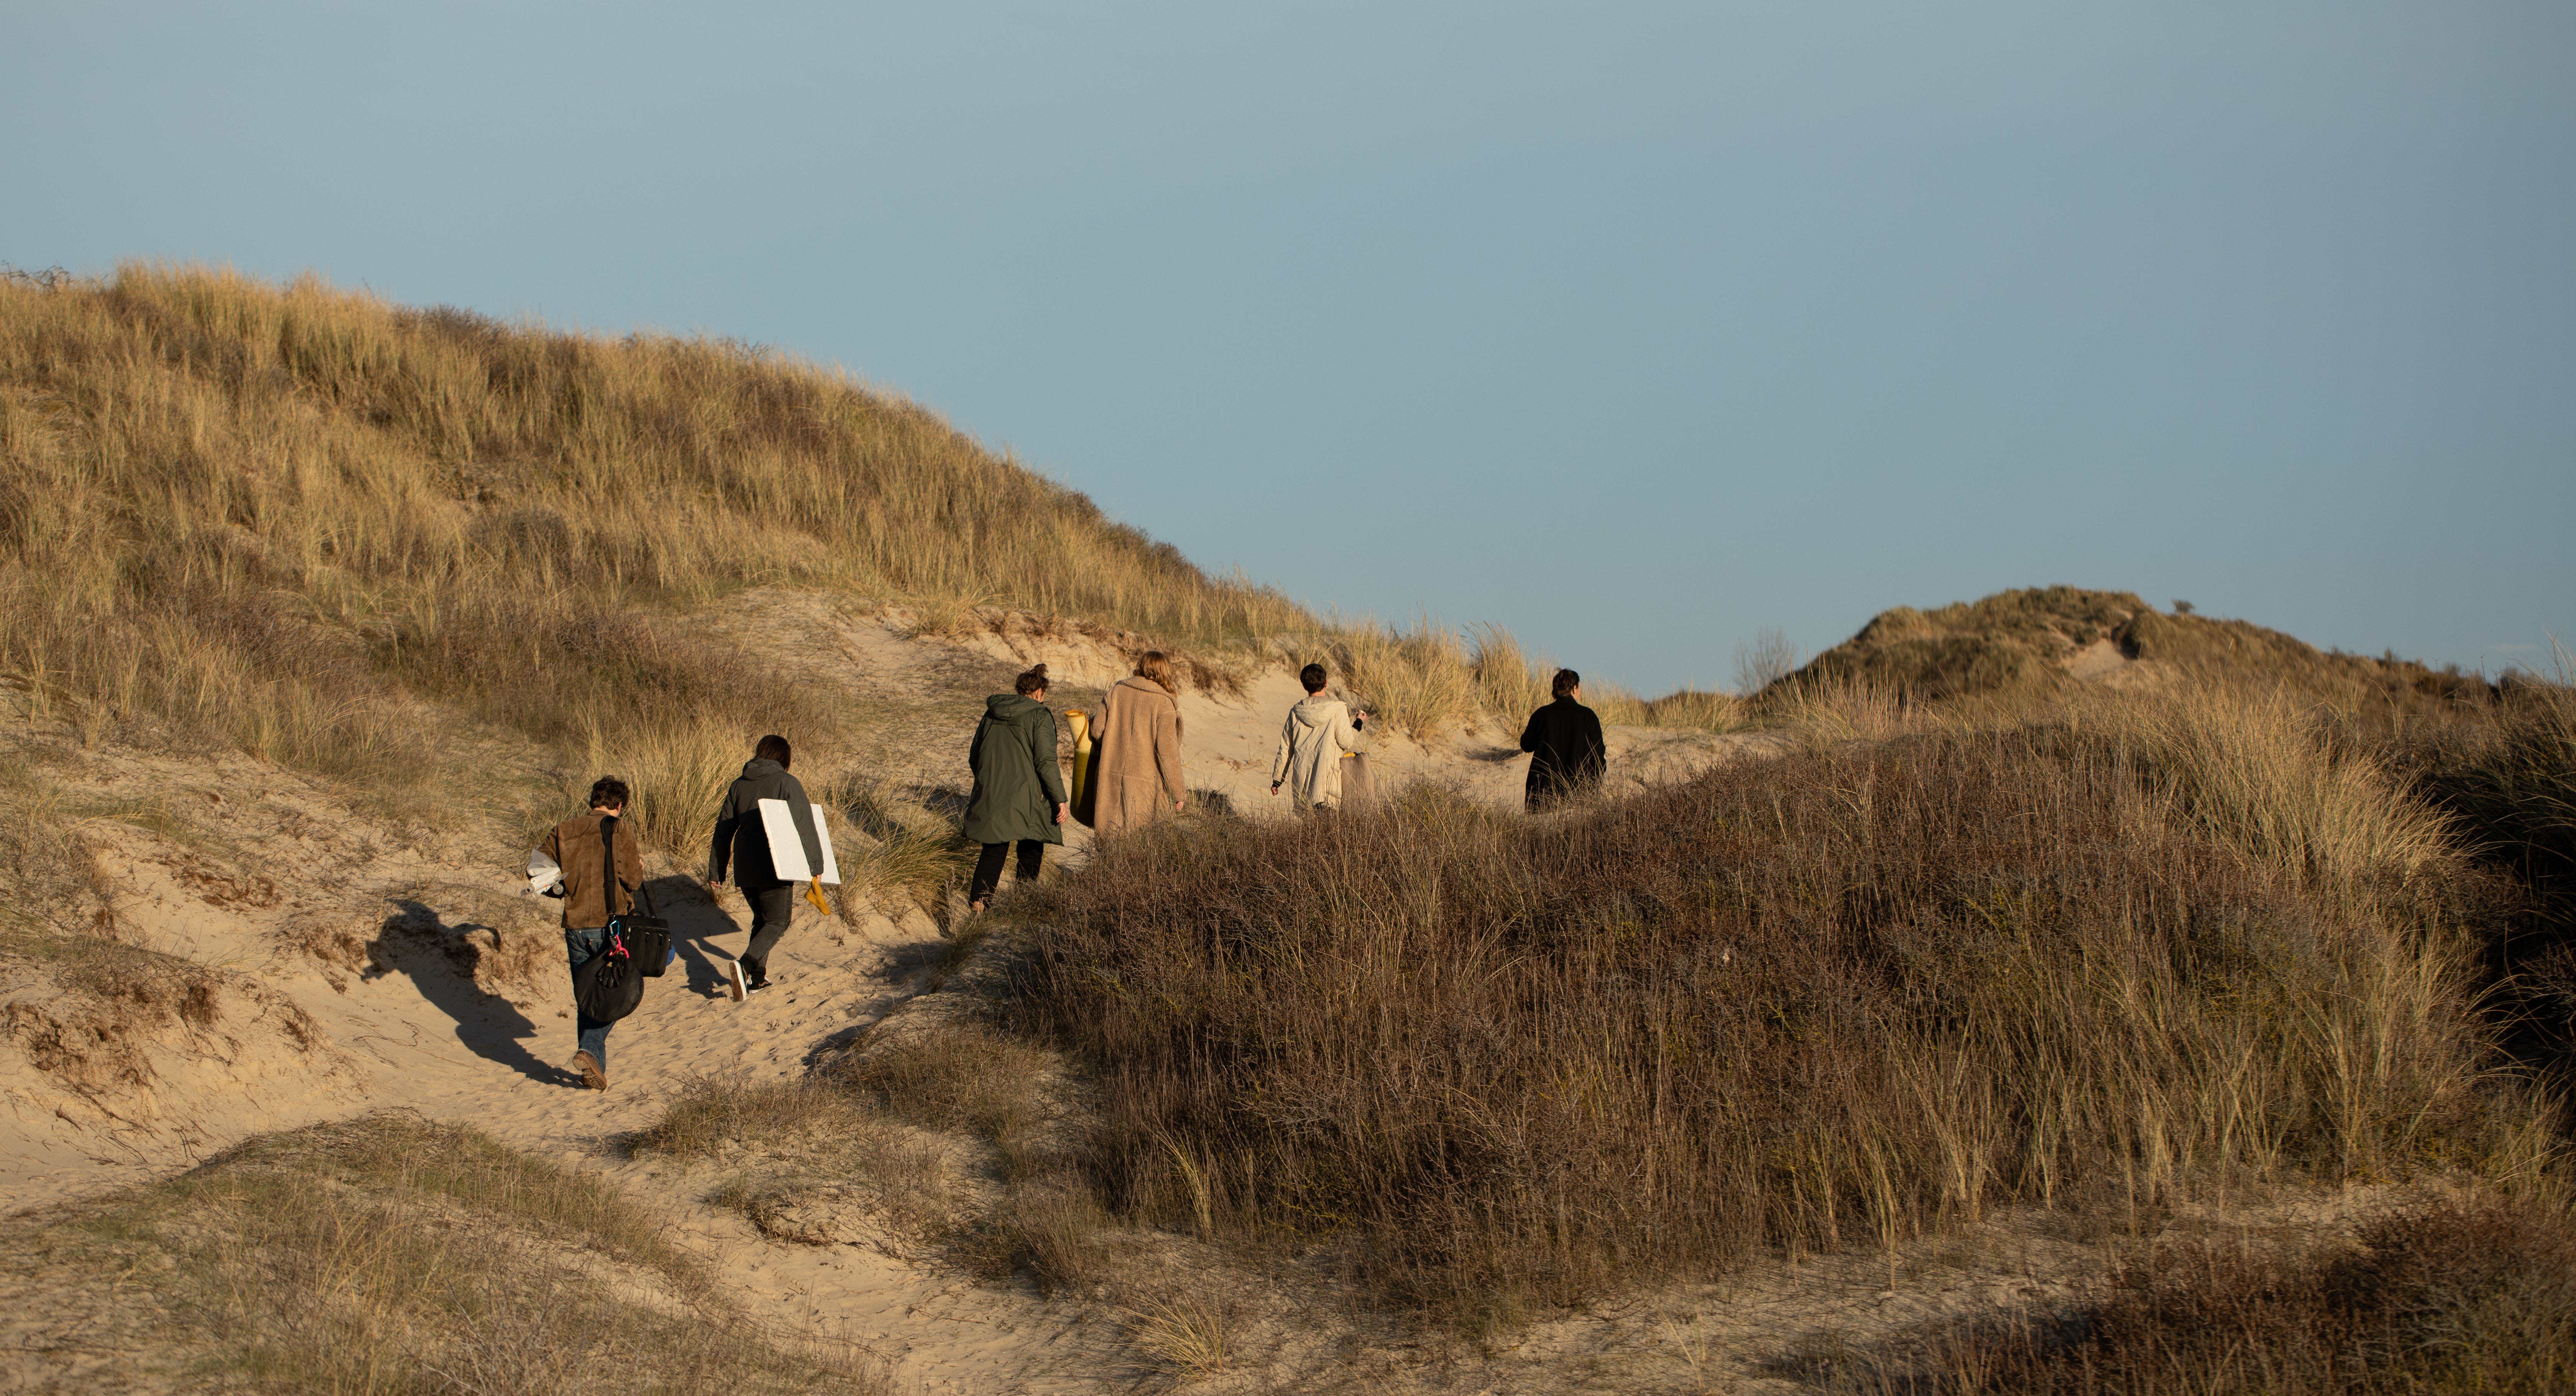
[706,734,826,999]
[1519,668,1607,811]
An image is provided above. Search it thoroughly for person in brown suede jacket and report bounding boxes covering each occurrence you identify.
[540,776,642,1090]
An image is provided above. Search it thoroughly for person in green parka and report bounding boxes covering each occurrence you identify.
[964,664,1068,913]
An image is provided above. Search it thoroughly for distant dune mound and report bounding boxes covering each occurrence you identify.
[1782,584,2494,712]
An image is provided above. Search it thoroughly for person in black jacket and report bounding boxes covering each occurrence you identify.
[1520,668,1607,811]
[706,734,826,1000]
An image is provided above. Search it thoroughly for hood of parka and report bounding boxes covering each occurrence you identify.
[986,693,1050,723]
[738,756,785,779]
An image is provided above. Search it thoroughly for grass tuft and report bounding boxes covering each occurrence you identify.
[0,1112,886,1393]
[1016,684,2557,1316]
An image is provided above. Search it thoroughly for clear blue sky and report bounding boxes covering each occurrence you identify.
[7,2,2570,691]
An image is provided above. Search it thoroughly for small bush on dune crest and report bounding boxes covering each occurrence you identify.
[1020,686,2548,1314]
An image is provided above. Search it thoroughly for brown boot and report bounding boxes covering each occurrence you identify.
[572,1050,607,1091]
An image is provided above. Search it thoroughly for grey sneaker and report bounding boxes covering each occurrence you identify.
[572,1050,607,1092]
[724,959,747,1002]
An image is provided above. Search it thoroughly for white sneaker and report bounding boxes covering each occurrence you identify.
[724,959,747,1002]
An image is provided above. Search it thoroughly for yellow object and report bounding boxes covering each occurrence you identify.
[1066,708,1095,808]
[805,882,831,916]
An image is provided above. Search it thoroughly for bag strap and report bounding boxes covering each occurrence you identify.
[600,814,621,922]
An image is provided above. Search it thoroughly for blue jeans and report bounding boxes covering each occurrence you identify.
[564,927,614,1070]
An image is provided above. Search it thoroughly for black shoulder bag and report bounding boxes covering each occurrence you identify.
[573,816,672,1024]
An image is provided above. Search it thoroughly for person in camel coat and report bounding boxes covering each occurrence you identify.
[1081,651,1186,834]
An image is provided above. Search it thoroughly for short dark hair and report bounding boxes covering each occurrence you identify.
[1014,663,1050,696]
[754,734,791,768]
[1552,668,1582,701]
[1299,662,1328,693]
[588,776,630,810]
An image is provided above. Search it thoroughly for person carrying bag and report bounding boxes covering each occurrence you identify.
[537,776,665,1092]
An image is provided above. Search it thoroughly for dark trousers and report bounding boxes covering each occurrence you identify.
[971,840,1045,904]
[741,884,795,981]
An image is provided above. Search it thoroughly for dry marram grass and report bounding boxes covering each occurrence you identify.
[0,1113,886,1393]
[1019,683,2559,1317]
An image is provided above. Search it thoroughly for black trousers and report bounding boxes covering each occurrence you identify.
[741,884,795,980]
[971,840,1045,904]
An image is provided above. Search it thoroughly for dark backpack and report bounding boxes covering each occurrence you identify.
[573,816,670,1023]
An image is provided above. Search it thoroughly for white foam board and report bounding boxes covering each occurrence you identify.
[812,808,841,885]
[758,798,810,880]
[758,798,838,884]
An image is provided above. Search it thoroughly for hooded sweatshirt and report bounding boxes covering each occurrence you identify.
[706,757,825,891]
[962,692,1067,846]
[1270,694,1364,809]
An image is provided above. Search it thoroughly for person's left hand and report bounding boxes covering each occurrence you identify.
[1053,802,1066,824]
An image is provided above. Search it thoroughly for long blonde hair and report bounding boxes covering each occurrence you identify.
[1129,651,1182,740]
[1133,650,1176,693]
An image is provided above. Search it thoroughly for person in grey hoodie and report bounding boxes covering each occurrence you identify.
[963,664,1067,913]
[1270,662,1367,811]
[706,733,826,1000]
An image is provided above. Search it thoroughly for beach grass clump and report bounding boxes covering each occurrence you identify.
[1823,1195,2576,1394]
[1016,684,2551,1315]
[0,1112,885,1393]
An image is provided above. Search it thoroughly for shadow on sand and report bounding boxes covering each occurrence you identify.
[644,874,749,1001]
[366,899,580,1089]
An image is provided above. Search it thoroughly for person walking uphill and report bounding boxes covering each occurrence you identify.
[1270,662,1367,811]
[1520,667,1607,811]
[963,664,1067,913]
[707,734,827,1001]
[1079,651,1186,834]
[542,776,641,1091]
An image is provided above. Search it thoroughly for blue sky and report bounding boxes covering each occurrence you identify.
[7,2,2570,691]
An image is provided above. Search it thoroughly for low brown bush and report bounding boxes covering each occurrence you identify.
[1017,689,2545,1315]
[1827,1196,2576,1394]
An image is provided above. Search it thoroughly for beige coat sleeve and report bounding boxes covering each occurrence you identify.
[1155,699,1186,804]
[1270,712,1297,787]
